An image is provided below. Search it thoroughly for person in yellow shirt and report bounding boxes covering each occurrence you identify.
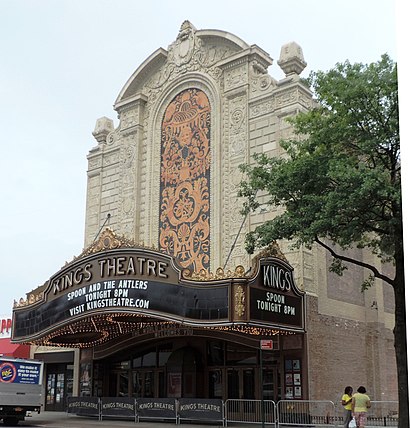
[341,386,353,428]
[352,386,371,428]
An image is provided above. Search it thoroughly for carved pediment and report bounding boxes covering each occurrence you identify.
[250,241,288,276]
[78,228,140,258]
[115,21,250,105]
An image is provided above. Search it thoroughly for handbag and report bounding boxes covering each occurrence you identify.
[349,417,357,428]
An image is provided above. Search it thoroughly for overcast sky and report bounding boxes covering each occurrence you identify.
[0,0,405,315]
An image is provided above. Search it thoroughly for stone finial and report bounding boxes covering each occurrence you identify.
[277,42,307,77]
[92,117,114,143]
[178,20,196,38]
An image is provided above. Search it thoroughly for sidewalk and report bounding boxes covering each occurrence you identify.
[21,411,227,427]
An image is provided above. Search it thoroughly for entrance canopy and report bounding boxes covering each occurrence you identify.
[0,337,30,358]
[12,229,305,348]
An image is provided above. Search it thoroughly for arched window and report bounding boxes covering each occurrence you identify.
[159,89,211,272]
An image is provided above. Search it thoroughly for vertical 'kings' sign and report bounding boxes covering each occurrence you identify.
[262,263,293,291]
[249,258,305,331]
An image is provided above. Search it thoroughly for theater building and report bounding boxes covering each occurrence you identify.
[12,21,397,409]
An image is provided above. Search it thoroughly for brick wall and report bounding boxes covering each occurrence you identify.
[306,295,397,403]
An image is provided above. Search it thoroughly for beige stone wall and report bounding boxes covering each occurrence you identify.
[83,21,397,401]
[84,22,281,272]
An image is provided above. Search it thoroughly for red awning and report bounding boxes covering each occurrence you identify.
[0,338,30,358]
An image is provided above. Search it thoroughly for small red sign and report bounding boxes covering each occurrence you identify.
[260,339,273,350]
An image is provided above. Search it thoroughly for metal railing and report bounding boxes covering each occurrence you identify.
[334,400,399,427]
[225,399,276,425]
[67,396,399,427]
[226,399,398,427]
[277,400,336,427]
[366,401,399,426]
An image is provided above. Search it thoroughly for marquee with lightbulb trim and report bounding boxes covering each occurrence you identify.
[11,229,305,349]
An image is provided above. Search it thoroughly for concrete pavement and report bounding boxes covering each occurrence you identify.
[13,413,391,428]
[18,411,228,428]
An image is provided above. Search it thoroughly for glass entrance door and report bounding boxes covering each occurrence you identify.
[227,368,255,399]
[45,364,73,411]
[243,368,255,399]
[109,371,130,396]
[209,369,223,398]
[132,370,155,397]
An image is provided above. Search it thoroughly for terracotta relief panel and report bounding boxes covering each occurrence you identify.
[159,89,211,272]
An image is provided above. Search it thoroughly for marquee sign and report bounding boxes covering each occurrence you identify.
[12,247,230,341]
[249,258,305,331]
[12,230,305,346]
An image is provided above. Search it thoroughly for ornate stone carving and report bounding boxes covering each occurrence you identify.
[276,90,298,107]
[228,95,247,158]
[92,117,114,143]
[145,21,236,93]
[277,42,307,76]
[250,59,275,96]
[79,228,136,258]
[121,194,135,216]
[121,143,136,168]
[158,89,211,272]
[87,24,313,279]
[230,106,245,133]
[249,241,288,276]
[168,20,197,67]
[182,264,247,281]
[250,87,311,119]
[234,285,246,317]
[118,97,147,132]
[120,109,138,130]
[298,90,313,108]
[103,150,119,166]
[118,136,138,237]
[14,292,44,308]
[87,155,102,170]
[220,91,248,268]
[106,129,118,146]
[250,97,275,118]
[224,65,247,91]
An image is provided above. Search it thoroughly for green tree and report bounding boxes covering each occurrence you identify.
[239,55,407,426]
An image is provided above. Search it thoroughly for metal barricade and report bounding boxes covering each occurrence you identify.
[333,400,398,427]
[363,401,398,427]
[277,400,336,427]
[224,399,276,425]
[65,397,398,427]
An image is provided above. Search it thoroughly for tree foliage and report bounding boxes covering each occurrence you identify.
[240,54,400,284]
[239,54,407,426]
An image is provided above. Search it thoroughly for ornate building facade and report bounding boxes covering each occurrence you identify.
[13,22,397,410]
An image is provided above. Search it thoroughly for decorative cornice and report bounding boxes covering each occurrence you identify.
[250,241,288,275]
[182,265,247,281]
[115,93,148,113]
[217,45,272,71]
[234,285,246,317]
[13,290,44,308]
[77,228,150,258]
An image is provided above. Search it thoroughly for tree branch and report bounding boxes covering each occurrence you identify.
[314,237,394,286]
